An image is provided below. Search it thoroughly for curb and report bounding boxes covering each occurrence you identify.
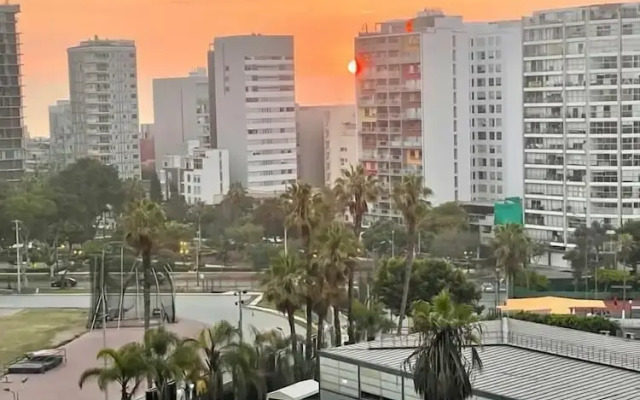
[244,293,309,327]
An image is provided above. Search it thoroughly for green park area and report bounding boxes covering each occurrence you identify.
[0,309,87,367]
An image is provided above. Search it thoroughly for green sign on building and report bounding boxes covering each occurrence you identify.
[494,197,523,226]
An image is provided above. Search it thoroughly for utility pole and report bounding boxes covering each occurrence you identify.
[284,226,288,255]
[98,255,109,400]
[391,230,395,258]
[235,290,247,342]
[13,220,21,293]
[196,217,201,287]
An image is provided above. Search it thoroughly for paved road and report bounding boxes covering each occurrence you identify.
[0,294,303,338]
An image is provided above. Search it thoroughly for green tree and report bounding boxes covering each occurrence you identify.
[351,299,395,342]
[50,158,125,224]
[252,328,296,391]
[224,341,266,400]
[617,232,635,269]
[405,290,482,400]
[334,164,379,343]
[123,178,146,203]
[618,221,640,273]
[262,252,303,359]
[420,201,469,234]
[163,196,189,222]
[252,198,287,239]
[361,219,407,256]
[492,224,530,299]
[374,257,480,316]
[149,170,164,203]
[225,222,264,248]
[78,342,147,400]
[122,199,166,332]
[316,221,358,347]
[428,229,479,261]
[392,174,432,334]
[281,182,322,359]
[143,326,199,399]
[189,321,239,400]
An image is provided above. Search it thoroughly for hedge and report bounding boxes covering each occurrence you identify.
[510,311,619,335]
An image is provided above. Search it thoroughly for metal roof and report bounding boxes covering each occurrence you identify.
[321,344,640,400]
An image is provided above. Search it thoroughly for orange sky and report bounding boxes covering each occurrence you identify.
[17,0,622,136]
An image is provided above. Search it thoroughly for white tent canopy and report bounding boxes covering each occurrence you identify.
[266,379,319,400]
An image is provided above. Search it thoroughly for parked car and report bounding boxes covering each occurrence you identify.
[481,282,495,293]
[51,277,77,288]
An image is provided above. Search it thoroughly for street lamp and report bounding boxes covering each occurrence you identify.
[235,290,247,342]
[12,219,22,293]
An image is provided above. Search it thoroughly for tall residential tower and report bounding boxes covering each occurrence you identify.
[523,3,640,247]
[210,35,297,196]
[0,4,25,181]
[67,37,141,179]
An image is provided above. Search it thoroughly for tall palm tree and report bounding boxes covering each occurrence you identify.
[189,321,239,400]
[281,182,321,360]
[392,174,432,335]
[224,341,266,400]
[143,326,199,399]
[334,164,379,344]
[617,232,635,269]
[262,252,303,357]
[78,342,147,400]
[492,223,530,299]
[404,290,482,400]
[316,221,359,347]
[122,199,166,332]
[252,327,295,391]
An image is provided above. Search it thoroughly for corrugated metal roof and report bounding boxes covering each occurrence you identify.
[321,345,640,400]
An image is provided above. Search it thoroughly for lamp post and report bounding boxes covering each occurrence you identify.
[196,219,201,287]
[12,220,21,293]
[235,290,247,342]
[3,388,16,400]
[391,230,395,258]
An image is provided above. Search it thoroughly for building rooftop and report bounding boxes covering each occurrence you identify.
[320,318,640,399]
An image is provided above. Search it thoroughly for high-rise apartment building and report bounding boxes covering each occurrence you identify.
[323,105,357,187]
[152,68,210,172]
[468,21,524,202]
[210,35,297,196]
[67,37,141,179]
[0,4,25,181]
[296,105,331,187]
[49,99,72,169]
[355,10,523,222]
[523,3,640,247]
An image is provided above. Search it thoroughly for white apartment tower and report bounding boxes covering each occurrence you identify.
[355,10,522,221]
[67,37,141,179]
[152,68,210,172]
[523,3,640,247]
[468,22,524,202]
[0,5,25,181]
[323,105,357,187]
[210,35,297,196]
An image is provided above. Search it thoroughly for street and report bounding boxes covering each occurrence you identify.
[0,293,303,337]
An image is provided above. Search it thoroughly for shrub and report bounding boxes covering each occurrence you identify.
[511,311,619,335]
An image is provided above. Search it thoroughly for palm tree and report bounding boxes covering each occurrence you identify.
[252,328,295,391]
[262,252,303,357]
[188,321,239,400]
[143,326,199,399]
[334,164,379,344]
[492,224,530,299]
[618,232,635,269]
[78,342,147,400]
[316,221,359,347]
[122,199,166,332]
[224,341,266,400]
[404,290,482,400]
[392,174,432,335]
[281,182,321,360]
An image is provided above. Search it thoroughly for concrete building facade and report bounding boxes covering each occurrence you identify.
[523,3,640,248]
[48,99,72,169]
[152,68,210,172]
[0,4,25,181]
[159,139,230,205]
[210,35,297,196]
[296,105,329,187]
[323,105,357,187]
[24,136,51,174]
[355,10,523,222]
[67,37,141,179]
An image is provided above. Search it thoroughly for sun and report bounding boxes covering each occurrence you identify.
[347,60,358,75]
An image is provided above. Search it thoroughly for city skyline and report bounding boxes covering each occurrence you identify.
[14,0,623,136]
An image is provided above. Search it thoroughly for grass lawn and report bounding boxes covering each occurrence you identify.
[0,309,87,367]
